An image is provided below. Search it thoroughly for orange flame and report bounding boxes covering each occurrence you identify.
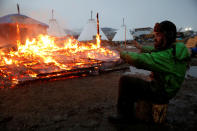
[0,34,119,88]
[16,24,20,44]
[96,34,101,48]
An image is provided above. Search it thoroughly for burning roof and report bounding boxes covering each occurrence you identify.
[0,14,48,27]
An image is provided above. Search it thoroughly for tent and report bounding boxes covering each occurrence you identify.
[78,18,107,41]
[47,10,66,37]
[47,19,66,37]
[113,25,133,41]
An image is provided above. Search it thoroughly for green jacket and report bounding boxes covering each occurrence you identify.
[120,42,190,98]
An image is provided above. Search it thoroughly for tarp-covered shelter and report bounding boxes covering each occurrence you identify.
[0,14,48,45]
[132,27,153,39]
[78,18,107,41]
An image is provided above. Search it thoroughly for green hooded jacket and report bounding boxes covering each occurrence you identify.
[120,42,190,98]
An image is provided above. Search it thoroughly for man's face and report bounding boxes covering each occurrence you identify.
[154,32,166,49]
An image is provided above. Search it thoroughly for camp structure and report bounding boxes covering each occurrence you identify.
[0,13,48,45]
[112,18,133,42]
[0,4,48,46]
[78,11,107,41]
[47,10,66,37]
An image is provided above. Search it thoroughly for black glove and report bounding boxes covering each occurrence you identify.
[191,47,197,57]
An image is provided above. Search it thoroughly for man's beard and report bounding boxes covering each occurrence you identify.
[154,38,166,50]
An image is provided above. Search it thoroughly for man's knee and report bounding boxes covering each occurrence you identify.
[119,74,144,85]
[120,74,137,83]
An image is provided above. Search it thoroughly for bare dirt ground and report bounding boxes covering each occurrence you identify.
[0,59,197,131]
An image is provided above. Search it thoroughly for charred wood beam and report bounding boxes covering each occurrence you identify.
[18,70,92,86]
[99,66,129,73]
[16,60,128,87]
[37,66,98,77]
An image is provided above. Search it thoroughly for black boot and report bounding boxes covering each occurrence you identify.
[108,113,138,124]
[108,114,132,124]
[108,101,136,124]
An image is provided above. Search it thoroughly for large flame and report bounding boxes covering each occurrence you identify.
[0,31,119,88]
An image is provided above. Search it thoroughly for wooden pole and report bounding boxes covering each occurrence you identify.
[96,13,100,36]
[125,25,126,48]
[52,9,54,19]
[91,10,93,20]
[123,18,126,48]
[17,3,20,15]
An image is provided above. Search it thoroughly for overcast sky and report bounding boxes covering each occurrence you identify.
[0,0,197,31]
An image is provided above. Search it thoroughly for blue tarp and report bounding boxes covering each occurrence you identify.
[0,14,48,27]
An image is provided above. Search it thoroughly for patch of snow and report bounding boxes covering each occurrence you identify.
[186,66,197,78]
[126,66,151,75]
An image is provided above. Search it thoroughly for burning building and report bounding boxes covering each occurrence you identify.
[0,26,119,88]
[0,13,48,45]
[0,11,120,89]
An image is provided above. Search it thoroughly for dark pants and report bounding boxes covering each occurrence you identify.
[117,74,169,117]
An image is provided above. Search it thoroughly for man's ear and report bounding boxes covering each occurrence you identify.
[168,31,174,40]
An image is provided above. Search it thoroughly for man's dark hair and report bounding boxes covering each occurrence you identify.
[154,20,177,47]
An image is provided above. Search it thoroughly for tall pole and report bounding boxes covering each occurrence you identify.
[123,17,126,48]
[96,13,101,48]
[17,3,20,15]
[125,25,126,48]
[52,9,54,19]
[91,10,93,20]
[96,13,100,36]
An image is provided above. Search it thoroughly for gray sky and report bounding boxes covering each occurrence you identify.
[0,0,197,31]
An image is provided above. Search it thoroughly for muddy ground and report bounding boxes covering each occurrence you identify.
[0,59,197,131]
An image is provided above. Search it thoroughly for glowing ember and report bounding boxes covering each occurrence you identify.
[0,32,119,88]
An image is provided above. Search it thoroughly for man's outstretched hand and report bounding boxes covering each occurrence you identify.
[133,40,142,49]
[116,47,124,53]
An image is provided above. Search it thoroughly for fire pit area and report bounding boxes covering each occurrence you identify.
[0,32,120,88]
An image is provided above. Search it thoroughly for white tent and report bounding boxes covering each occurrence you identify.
[113,25,133,41]
[78,19,107,41]
[47,10,66,37]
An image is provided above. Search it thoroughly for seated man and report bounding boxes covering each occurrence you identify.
[109,20,190,123]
